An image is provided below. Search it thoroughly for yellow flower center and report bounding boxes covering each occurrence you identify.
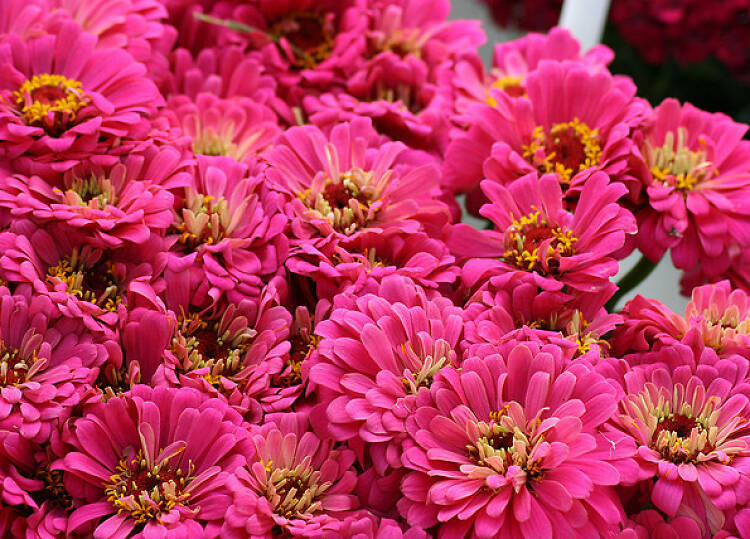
[14,74,88,135]
[0,339,40,386]
[503,210,577,273]
[487,75,525,105]
[105,448,194,524]
[646,127,714,193]
[174,191,230,250]
[523,118,601,184]
[270,11,334,70]
[47,253,122,312]
[264,457,332,518]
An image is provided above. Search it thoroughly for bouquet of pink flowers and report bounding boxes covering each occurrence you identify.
[0,1,749,537]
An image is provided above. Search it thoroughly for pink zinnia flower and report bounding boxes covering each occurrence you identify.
[399,341,629,537]
[309,275,463,474]
[445,59,648,205]
[153,280,291,422]
[604,365,750,535]
[449,172,636,294]
[59,385,253,537]
[0,287,107,443]
[463,273,621,360]
[287,231,460,300]
[0,431,76,538]
[0,224,165,335]
[222,412,361,537]
[454,26,613,113]
[0,144,190,248]
[161,45,277,103]
[613,281,750,361]
[265,117,450,251]
[160,93,280,167]
[42,0,177,84]
[634,99,750,277]
[167,155,288,307]
[0,21,164,177]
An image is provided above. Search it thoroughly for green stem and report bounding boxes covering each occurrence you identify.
[606,255,658,312]
[192,12,309,63]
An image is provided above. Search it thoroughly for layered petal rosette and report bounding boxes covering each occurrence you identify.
[0,287,107,443]
[0,144,191,248]
[603,365,750,535]
[167,155,288,307]
[161,93,280,166]
[613,280,750,361]
[0,21,164,176]
[454,26,613,113]
[265,117,450,252]
[445,59,648,205]
[59,385,253,537]
[449,172,636,293]
[0,224,165,335]
[222,412,362,538]
[398,341,630,537]
[309,275,464,474]
[634,99,750,277]
[153,277,291,422]
[43,0,177,83]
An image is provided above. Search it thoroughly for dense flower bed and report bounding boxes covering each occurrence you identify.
[0,1,749,537]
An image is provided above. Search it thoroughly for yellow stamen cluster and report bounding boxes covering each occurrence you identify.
[264,456,332,518]
[269,11,334,70]
[47,254,122,312]
[487,75,525,105]
[14,74,87,129]
[38,468,73,509]
[463,403,547,487]
[399,339,455,395]
[170,308,256,389]
[105,448,194,524]
[60,175,117,210]
[503,210,577,273]
[647,128,714,193]
[621,383,746,465]
[523,118,602,184]
[0,337,41,386]
[300,170,383,235]
[176,191,230,249]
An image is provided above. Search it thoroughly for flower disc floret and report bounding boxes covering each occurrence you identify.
[13,74,88,135]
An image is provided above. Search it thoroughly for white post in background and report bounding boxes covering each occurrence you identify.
[558,0,612,51]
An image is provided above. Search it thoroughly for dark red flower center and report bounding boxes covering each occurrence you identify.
[47,254,123,312]
[654,414,699,439]
[14,74,88,136]
[34,468,73,509]
[522,119,601,185]
[270,11,334,69]
[503,211,577,273]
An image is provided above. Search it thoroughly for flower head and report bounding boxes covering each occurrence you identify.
[449,172,636,294]
[399,341,628,537]
[0,21,164,176]
[59,385,253,537]
[634,99,750,277]
[222,412,361,537]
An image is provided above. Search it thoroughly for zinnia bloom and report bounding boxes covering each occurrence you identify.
[59,385,253,537]
[167,155,289,307]
[222,412,361,537]
[309,274,464,474]
[0,21,164,176]
[153,277,291,422]
[612,280,750,361]
[634,99,750,277]
[454,26,613,114]
[0,287,107,443]
[444,59,647,205]
[0,144,190,248]
[265,117,450,252]
[448,172,636,294]
[604,364,750,535]
[399,340,629,537]
[0,224,165,335]
[161,93,280,167]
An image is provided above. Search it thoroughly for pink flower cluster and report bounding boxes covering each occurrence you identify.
[0,2,749,538]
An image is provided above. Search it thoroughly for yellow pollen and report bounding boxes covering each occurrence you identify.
[647,128,714,193]
[522,118,601,184]
[487,75,525,105]
[14,74,87,129]
[503,209,577,273]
